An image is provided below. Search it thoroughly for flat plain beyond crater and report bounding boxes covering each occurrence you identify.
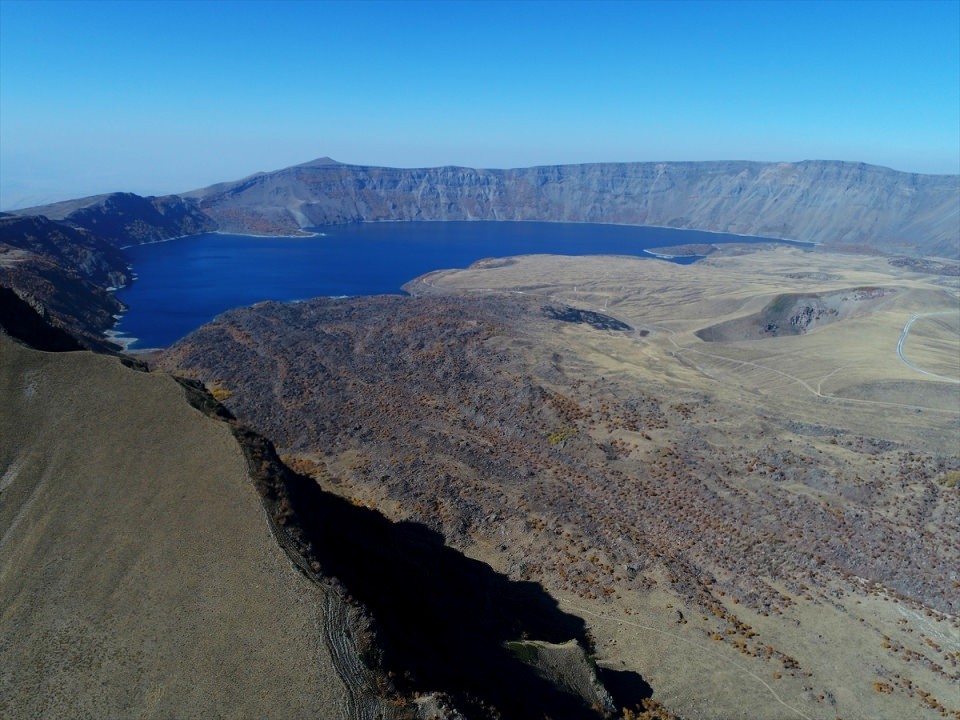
[415,246,960,417]
[159,245,960,719]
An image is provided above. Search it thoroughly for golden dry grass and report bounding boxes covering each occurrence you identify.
[0,336,355,718]
[416,247,959,447]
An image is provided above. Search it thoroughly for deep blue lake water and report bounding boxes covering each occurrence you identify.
[112,221,799,349]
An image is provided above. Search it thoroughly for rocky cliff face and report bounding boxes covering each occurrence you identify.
[189,159,959,257]
[0,213,130,287]
[0,213,132,349]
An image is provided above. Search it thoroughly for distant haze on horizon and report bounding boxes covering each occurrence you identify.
[1,0,958,210]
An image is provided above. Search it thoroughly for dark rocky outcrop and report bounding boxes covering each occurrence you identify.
[0,285,83,351]
[0,213,131,350]
[695,287,899,341]
[543,305,632,331]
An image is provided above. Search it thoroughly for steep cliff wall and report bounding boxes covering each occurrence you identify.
[190,159,959,257]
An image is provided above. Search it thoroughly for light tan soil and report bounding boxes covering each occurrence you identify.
[0,335,355,718]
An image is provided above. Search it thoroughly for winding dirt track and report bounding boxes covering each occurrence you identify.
[895,311,960,383]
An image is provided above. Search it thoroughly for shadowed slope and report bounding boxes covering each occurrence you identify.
[0,286,83,351]
[256,454,629,718]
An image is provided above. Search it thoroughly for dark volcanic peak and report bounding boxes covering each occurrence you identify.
[186,159,959,257]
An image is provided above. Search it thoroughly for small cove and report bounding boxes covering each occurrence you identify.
[112,221,805,349]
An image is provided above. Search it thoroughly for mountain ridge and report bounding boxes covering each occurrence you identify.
[0,213,132,350]
[19,192,216,246]
[19,158,960,258]
[183,158,960,258]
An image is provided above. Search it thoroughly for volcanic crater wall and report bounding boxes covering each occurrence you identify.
[190,159,959,257]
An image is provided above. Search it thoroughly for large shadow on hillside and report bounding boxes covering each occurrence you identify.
[242,432,653,718]
[0,286,83,351]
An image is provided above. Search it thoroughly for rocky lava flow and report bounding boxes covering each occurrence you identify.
[158,293,960,706]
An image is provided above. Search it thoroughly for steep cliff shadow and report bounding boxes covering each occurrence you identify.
[0,286,83,351]
[226,425,658,718]
[270,460,652,718]
[597,668,653,709]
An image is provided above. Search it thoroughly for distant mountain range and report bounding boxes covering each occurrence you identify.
[23,158,960,258]
[4,158,957,348]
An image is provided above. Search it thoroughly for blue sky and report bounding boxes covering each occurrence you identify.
[1,0,958,208]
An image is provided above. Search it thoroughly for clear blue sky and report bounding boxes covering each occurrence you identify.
[1,0,958,208]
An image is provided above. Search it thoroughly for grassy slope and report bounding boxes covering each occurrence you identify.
[0,335,349,718]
